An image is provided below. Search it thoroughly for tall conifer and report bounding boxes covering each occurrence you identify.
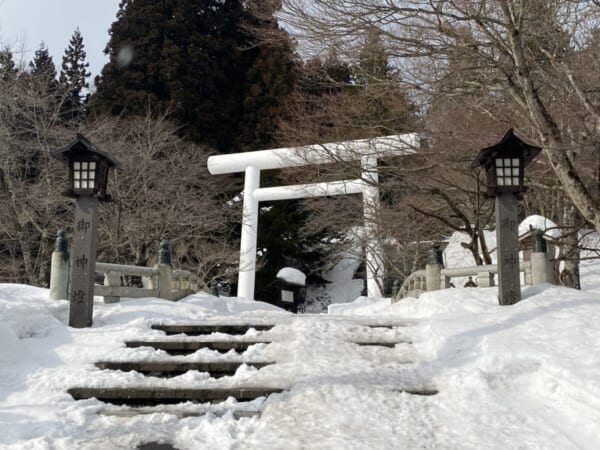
[237,4,297,151]
[29,43,57,93]
[90,0,247,151]
[0,47,18,80]
[59,28,90,121]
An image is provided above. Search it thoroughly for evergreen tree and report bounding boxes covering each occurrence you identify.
[301,51,352,98]
[250,52,355,302]
[236,4,297,151]
[356,28,391,81]
[352,28,417,136]
[29,43,57,93]
[282,51,353,143]
[90,0,248,151]
[0,47,18,80]
[59,28,90,121]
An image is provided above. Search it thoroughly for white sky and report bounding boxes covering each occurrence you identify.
[0,0,120,84]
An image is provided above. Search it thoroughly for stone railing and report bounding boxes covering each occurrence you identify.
[394,238,553,302]
[49,233,200,303]
[172,269,200,296]
[439,261,531,289]
[396,269,427,299]
[95,262,159,303]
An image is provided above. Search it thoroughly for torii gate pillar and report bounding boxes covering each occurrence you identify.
[238,166,260,300]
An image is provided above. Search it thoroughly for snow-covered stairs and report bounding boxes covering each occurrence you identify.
[68,319,434,409]
[69,322,283,406]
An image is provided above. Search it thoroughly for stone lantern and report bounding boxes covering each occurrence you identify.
[471,129,541,305]
[471,128,541,198]
[52,133,118,201]
[51,134,119,327]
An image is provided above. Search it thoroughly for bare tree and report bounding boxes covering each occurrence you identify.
[280,0,600,234]
[0,70,241,287]
[82,112,241,286]
[0,72,72,284]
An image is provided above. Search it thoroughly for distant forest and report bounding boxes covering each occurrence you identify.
[1,0,599,297]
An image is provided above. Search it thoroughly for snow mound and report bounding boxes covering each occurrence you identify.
[276,267,306,286]
[519,215,560,238]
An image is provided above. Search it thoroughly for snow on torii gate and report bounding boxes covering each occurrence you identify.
[207,133,418,300]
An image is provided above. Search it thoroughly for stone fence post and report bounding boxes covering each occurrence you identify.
[425,243,444,292]
[153,240,173,300]
[531,229,552,285]
[477,271,495,288]
[49,230,69,300]
[103,271,121,304]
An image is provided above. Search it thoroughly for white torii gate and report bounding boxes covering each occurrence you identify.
[207,133,418,300]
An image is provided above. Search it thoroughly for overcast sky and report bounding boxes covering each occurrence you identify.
[0,0,121,83]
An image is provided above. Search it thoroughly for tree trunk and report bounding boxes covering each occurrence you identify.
[559,205,581,289]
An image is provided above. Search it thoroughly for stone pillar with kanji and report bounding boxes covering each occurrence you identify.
[495,193,521,305]
[70,196,99,327]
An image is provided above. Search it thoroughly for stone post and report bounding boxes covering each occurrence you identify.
[425,243,444,292]
[69,196,100,328]
[103,270,121,304]
[190,274,199,291]
[495,192,521,305]
[531,229,551,285]
[391,279,401,298]
[477,271,495,288]
[49,230,69,300]
[442,275,452,289]
[155,240,173,300]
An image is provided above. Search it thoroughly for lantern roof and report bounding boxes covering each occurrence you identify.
[51,133,120,168]
[471,129,541,169]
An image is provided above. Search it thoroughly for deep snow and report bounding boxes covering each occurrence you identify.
[1,276,600,449]
[2,223,600,449]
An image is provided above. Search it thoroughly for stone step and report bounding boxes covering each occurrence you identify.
[69,386,437,407]
[100,406,260,419]
[151,324,274,336]
[68,386,285,406]
[137,443,178,450]
[352,340,412,347]
[392,387,439,396]
[125,339,411,355]
[150,322,411,336]
[125,340,269,354]
[95,360,274,377]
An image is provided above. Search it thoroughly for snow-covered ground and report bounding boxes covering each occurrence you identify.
[1,240,600,448]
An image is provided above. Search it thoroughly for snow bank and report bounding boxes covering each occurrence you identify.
[443,230,497,269]
[326,284,600,448]
[2,280,600,448]
[518,214,560,238]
